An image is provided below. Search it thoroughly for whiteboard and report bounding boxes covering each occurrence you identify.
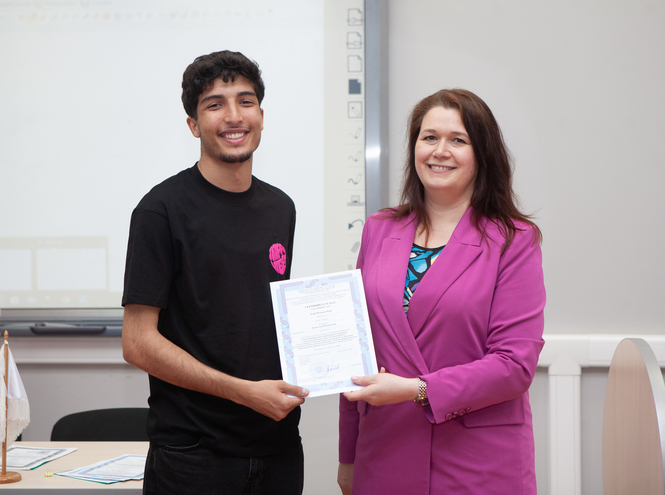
[0,0,335,312]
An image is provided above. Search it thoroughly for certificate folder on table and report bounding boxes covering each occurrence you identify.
[270,269,378,397]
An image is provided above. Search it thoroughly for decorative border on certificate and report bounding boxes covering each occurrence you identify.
[270,269,378,397]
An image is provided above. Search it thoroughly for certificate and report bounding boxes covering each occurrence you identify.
[270,269,378,397]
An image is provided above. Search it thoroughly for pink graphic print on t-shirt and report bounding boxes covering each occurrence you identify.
[269,243,287,275]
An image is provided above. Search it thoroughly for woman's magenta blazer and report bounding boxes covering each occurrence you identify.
[339,207,546,494]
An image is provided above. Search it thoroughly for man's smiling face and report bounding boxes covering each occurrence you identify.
[187,75,264,165]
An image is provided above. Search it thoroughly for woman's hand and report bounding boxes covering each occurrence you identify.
[342,368,419,406]
[338,462,354,495]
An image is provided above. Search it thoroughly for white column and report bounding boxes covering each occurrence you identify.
[548,354,582,495]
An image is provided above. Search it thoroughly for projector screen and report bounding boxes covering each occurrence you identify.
[0,0,367,316]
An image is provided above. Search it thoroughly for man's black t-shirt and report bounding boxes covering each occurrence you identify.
[122,164,299,457]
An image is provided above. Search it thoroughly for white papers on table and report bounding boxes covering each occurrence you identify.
[56,454,146,484]
[270,269,378,397]
[3,446,76,470]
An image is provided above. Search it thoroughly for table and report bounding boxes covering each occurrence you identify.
[0,441,147,493]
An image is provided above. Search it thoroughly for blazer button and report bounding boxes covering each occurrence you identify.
[458,410,465,416]
[446,414,453,421]
[452,412,458,419]
[466,408,471,413]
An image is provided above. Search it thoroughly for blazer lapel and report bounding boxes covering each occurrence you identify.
[406,207,484,337]
[374,213,430,375]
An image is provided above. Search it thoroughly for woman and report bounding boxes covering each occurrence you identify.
[338,89,545,495]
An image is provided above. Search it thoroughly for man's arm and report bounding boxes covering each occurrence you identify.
[122,303,308,421]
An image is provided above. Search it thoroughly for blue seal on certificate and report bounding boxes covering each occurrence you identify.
[309,362,329,379]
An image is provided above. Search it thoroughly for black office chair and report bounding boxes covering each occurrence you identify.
[50,407,149,441]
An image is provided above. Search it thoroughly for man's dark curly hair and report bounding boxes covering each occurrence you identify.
[181,50,265,119]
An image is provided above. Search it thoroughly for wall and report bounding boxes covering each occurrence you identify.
[386,0,665,335]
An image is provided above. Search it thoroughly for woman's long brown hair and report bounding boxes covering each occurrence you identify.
[391,89,541,251]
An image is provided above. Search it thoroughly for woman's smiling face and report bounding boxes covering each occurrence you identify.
[414,106,477,207]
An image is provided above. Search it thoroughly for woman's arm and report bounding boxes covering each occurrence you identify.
[422,226,545,423]
[343,368,419,405]
[337,462,354,495]
[344,226,545,419]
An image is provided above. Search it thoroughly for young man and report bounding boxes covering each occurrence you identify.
[122,50,308,495]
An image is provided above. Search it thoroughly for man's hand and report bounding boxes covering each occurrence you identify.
[123,304,308,421]
[342,368,418,406]
[238,380,309,421]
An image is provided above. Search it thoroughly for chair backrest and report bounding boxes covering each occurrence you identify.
[603,338,665,495]
[50,407,149,441]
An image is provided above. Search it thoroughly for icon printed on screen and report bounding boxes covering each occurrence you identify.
[347,32,362,49]
[348,55,363,72]
[349,79,361,95]
[348,102,363,119]
[347,8,363,26]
